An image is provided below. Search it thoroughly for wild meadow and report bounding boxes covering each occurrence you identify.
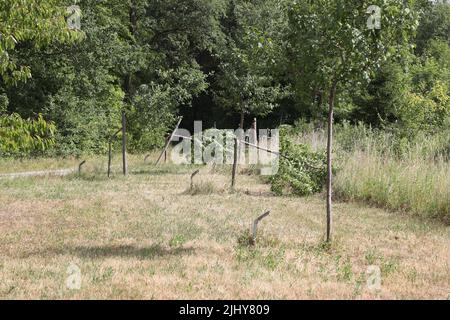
[293,122,450,222]
[1,0,449,301]
[0,154,449,299]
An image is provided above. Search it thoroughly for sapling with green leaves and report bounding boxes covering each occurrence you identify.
[287,0,419,241]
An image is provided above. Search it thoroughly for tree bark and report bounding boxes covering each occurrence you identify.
[326,81,338,243]
[231,138,239,189]
[124,1,137,101]
[108,141,113,178]
[239,112,245,129]
[122,112,128,176]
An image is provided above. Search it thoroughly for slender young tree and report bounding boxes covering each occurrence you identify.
[287,0,419,242]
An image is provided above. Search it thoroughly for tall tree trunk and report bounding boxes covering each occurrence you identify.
[122,111,128,176]
[125,1,137,101]
[239,112,245,129]
[326,81,338,243]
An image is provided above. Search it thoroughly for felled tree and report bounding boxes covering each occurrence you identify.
[287,0,419,242]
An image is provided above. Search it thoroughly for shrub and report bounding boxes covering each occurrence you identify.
[270,126,328,196]
[0,113,56,156]
[46,85,124,156]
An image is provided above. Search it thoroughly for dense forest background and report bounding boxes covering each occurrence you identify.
[0,0,449,156]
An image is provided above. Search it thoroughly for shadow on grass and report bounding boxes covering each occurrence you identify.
[23,244,195,259]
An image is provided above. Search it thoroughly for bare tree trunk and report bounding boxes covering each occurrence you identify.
[326,81,338,243]
[239,112,245,129]
[231,138,239,189]
[108,141,113,178]
[251,118,257,144]
[124,1,137,101]
[122,112,128,176]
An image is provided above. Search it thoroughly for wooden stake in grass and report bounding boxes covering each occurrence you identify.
[326,81,337,243]
[78,160,86,174]
[190,170,200,190]
[251,211,270,245]
[231,137,239,189]
[156,116,183,166]
[164,134,169,164]
[108,142,112,178]
[251,118,257,144]
[108,128,122,178]
[122,112,128,176]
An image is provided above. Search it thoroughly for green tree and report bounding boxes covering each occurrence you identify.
[0,0,80,85]
[214,0,285,128]
[2,0,227,155]
[416,1,450,54]
[0,113,56,156]
[287,0,419,241]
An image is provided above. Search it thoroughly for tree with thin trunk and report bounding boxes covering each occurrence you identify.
[214,0,285,128]
[287,0,419,242]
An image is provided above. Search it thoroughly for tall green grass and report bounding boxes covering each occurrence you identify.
[334,151,449,221]
[293,121,450,221]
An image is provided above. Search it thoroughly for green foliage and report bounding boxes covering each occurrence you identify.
[333,131,450,221]
[416,1,450,54]
[290,121,450,220]
[214,0,286,123]
[270,126,327,196]
[46,85,124,156]
[286,0,419,119]
[0,0,448,158]
[0,93,8,113]
[350,39,450,135]
[128,64,208,153]
[0,0,81,85]
[128,85,177,153]
[169,234,187,248]
[0,113,56,156]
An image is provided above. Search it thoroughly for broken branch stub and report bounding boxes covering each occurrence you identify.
[251,211,270,245]
[190,170,200,190]
[78,160,86,174]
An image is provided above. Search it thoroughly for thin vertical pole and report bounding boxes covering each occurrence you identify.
[122,112,128,176]
[164,135,169,164]
[156,116,183,165]
[108,141,113,178]
[232,138,239,189]
[326,81,337,243]
[251,118,258,144]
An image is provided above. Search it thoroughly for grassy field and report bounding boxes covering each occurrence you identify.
[1,155,450,299]
[294,124,450,221]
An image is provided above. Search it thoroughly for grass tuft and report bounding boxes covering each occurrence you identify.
[184,181,222,196]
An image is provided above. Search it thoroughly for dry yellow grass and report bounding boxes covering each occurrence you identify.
[0,156,449,299]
